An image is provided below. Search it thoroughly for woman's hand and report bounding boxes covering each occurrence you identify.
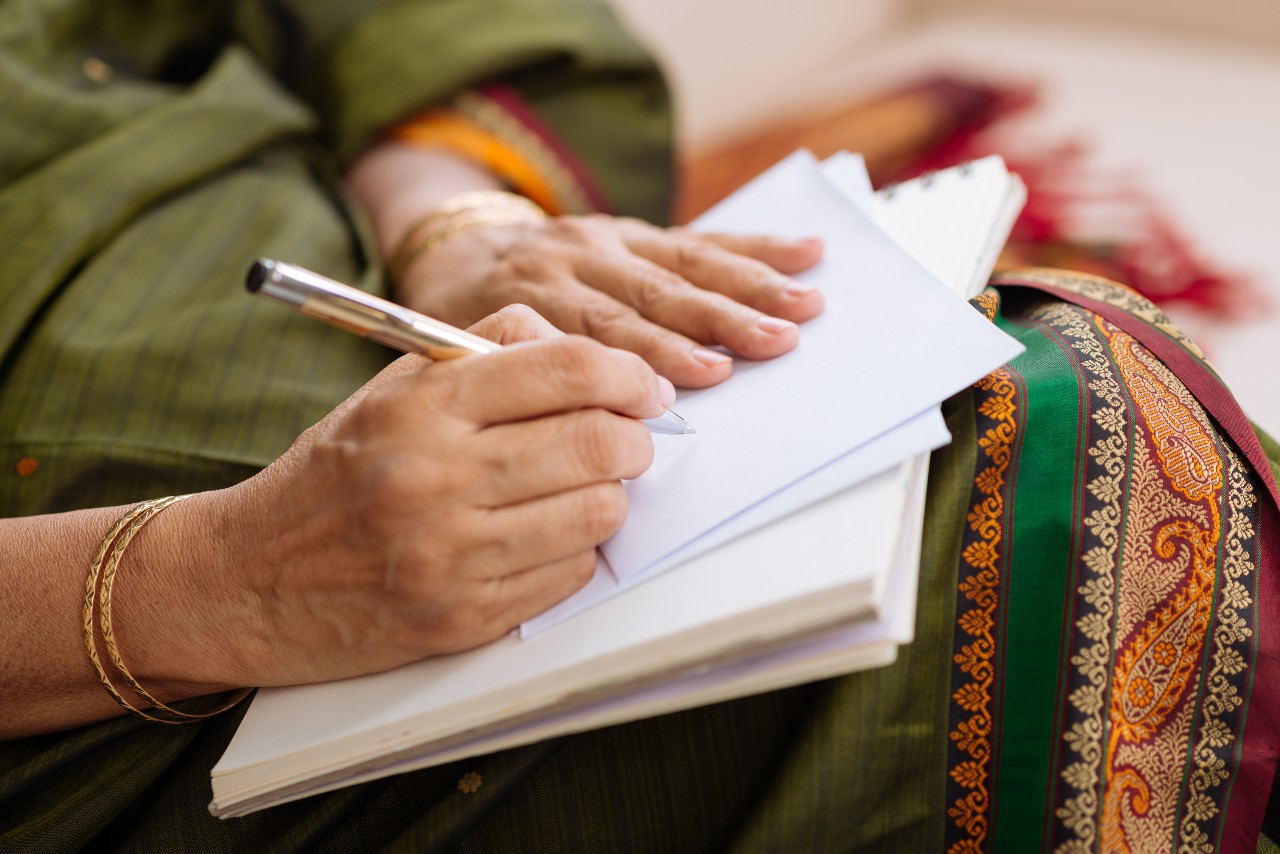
[0,306,672,736]
[344,142,825,388]
[118,306,669,695]
[395,215,824,388]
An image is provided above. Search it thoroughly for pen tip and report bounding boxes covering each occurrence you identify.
[683,424,697,435]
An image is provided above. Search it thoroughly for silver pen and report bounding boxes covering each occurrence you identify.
[246,259,695,435]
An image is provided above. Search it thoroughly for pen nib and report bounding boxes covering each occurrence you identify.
[643,410,696,436]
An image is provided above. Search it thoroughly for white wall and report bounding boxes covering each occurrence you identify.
[911,0,1280,47]
[606,0,904,148]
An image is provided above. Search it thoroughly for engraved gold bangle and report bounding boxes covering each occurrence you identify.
[84,495,253,724]
[386,190,547,283]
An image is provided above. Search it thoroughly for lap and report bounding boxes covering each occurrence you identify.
[3,270,1277,852]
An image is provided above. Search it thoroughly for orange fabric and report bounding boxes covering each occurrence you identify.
[392,110,565,216]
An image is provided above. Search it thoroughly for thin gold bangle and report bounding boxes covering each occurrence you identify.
[385,190,546,283]
[83,497,172,720]
[85,496,252,724]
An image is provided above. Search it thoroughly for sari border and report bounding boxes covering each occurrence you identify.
[471,83,613,214]
[992,268,1280,851]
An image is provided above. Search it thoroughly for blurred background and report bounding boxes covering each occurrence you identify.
[607,0,1280,435]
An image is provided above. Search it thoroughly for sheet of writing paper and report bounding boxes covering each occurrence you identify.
[599,151,1023,581]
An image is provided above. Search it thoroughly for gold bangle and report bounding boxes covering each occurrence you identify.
[84,496,252,724]
[386,190,546,283]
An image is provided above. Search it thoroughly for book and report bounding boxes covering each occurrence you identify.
[208,152,1027,818]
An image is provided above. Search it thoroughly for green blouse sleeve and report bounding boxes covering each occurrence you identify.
[234,0,675,222]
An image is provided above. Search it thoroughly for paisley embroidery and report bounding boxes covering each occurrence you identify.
[941,271,1267,852]
[1097,319,1223,854]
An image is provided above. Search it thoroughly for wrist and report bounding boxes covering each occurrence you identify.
[345,141,505,260]
[385,190,547,284]
[102,488,259,700]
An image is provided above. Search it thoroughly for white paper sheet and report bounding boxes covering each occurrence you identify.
[600,151,1022,580]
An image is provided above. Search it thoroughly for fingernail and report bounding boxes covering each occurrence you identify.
[756,316,797,334]
[691,347,732,367]
[793,236,822,248]
[783,279,815,297]
[656,375,676,408]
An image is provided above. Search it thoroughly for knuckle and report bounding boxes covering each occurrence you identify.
[575,300,637,342]
[467,531,516,573]
[359,456,431,517]
[675,239,712,272]
[545,334,602,392]
[580,483,628,539]
[556,331,601,361]
[547,216,598,245]
[630,269,682,314]
[495,229,566,279]
[571,411,626,478]
[508,252,557,281]
[408,368,465,423]
[746,258,786,292]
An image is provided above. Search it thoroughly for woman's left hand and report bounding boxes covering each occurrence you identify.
[394,215,824,388]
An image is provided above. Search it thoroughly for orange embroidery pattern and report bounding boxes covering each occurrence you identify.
[947,367,1018,853]
[1097,321,1225,854]
[14,457,37,477]
[973,289,1000,322]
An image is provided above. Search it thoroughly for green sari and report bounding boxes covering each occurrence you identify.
[2,1,1278,851]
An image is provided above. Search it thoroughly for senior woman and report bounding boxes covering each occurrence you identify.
[3,0,1280,852]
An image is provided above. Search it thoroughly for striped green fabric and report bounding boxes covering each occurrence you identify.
[2,3,1279,851]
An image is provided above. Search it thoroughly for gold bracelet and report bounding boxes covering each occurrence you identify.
[84,496,252,724]
[386,190,546,283]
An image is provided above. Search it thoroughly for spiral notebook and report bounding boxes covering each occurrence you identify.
[208,152,1026,818]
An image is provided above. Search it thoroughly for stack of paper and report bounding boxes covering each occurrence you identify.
[208,151,1026,818]
[524,151,1026,635]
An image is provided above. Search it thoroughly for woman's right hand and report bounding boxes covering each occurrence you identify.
[126,305,665,694]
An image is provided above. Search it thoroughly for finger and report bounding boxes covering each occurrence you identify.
[429,551,600,655]
[426,334,667,427]
[474,409,654,506]
[692,231,824,275]
[621,229,825,324]
[532,282,734,389]
[492,550,601,621]
[467,481,630,575]
[466,303,565,345]
[575,252,801,363]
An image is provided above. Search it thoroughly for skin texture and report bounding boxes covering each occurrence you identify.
[345,142,826,388]
[2,142,825,738]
